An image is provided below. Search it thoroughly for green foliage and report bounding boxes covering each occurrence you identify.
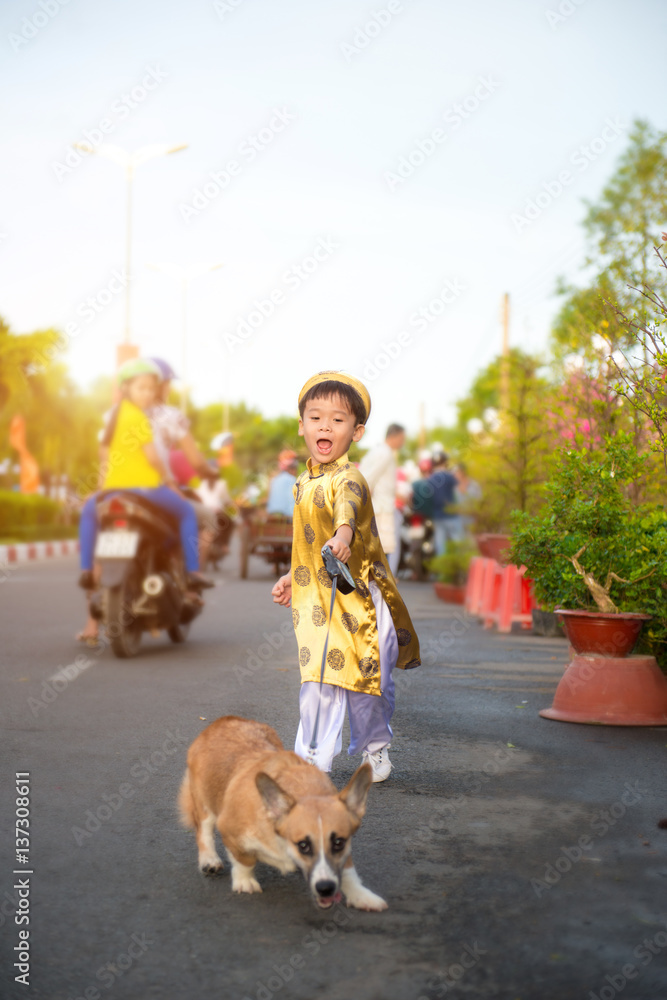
[550,119,667,360]
[189,402,300,480]
[583,120,667,295]
[610,247,667,475]
[427,540,476,585]
[511,435,667,664]
[0,490,65,531]
[463,351,553,532]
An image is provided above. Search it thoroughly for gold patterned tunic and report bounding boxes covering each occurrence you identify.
[291,453,421,696]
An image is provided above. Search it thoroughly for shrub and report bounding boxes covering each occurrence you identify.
[426,540,476,585]
[511,435,667,665]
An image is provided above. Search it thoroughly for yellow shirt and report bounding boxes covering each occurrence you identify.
[102,400,161,490]
[291,453,421,696]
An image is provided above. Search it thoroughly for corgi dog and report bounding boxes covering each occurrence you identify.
[178,716,387,911]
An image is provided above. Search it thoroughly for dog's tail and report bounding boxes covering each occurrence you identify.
[178,769,195,829]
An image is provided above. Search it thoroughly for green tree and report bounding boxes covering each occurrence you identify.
[463,351,553,532]
[551,119,667,359]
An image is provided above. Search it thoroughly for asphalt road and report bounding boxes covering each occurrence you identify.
[1,549,667,1000]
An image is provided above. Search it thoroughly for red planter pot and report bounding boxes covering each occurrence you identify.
[540,608,667,726]
[475,534,511,564]
[555,608,651,658]
[434,582,466,605]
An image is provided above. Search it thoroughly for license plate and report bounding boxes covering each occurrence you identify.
[95,531,139,558]
[408,525,425,539]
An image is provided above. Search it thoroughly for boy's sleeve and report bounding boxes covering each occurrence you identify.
[331,469,367,536]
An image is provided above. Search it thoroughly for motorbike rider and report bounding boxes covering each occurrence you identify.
[146,357,221,568]
[266,449,298,519]
[76,358,212,640]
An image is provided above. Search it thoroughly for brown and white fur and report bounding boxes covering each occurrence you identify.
[178,716,387,911]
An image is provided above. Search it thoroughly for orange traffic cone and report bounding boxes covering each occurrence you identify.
[540,653,667,726]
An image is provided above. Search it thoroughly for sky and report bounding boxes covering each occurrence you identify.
[2,0,666,448]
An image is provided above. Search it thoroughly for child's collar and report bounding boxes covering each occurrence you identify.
[306,452,349,479]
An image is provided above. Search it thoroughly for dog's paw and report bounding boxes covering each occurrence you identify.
[341,866,388,911]
[231,874,262,894]
[346,886,388,911]
[199,852,224,875]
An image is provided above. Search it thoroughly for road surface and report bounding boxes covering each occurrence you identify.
[1,549,666,1000]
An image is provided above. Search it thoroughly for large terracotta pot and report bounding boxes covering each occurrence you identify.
[434,582,465,605]
[475,533,511,564]
[555,608,651,658]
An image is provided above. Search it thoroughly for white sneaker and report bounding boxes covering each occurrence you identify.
[362,745,392,783]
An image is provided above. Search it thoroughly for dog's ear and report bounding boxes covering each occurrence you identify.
[339,762,373,820]
[256,772,296,821]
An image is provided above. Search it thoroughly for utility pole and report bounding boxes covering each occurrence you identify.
[418,402,426,450]
[500,292,510,412]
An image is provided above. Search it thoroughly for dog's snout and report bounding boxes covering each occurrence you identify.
[315,880,337,898]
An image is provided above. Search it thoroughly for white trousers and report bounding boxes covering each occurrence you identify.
[294,581,399,771]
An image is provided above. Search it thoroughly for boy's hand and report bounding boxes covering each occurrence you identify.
[272,573,292,607]
[325,525,353,564]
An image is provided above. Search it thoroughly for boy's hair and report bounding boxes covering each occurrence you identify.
[299,380,367,426]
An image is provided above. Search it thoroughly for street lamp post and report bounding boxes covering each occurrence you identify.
[73,141,188,360]
[148,262,224,411]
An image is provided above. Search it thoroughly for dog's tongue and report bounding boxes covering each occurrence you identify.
[334,891,343,904]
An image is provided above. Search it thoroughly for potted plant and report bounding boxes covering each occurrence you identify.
[428,540,476,604]
[510,433,667,725]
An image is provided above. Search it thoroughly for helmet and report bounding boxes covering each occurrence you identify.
[117,358,161,384]
[148,357,178,382]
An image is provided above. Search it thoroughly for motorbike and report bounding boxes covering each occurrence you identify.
[206,509,236,571]
[88,491,204,658]
[400,509,435,580]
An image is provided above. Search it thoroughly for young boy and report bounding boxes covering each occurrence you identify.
[272,371,420,781]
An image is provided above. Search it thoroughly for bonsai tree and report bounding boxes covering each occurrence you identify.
[510,433,667,663]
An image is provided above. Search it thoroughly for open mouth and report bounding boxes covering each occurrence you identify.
[316,891,343,909]
[316,438,333,455]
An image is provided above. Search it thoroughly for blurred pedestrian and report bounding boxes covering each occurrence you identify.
[358,423,405,576]
[427,447,461,556]
[266,449,298,518]
[455,462,482,539]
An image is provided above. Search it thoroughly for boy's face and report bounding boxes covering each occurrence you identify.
[299,394,365,464]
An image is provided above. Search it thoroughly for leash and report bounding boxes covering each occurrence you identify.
[306,546,356,766]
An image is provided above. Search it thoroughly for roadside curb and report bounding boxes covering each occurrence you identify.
[0,539,80,565]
